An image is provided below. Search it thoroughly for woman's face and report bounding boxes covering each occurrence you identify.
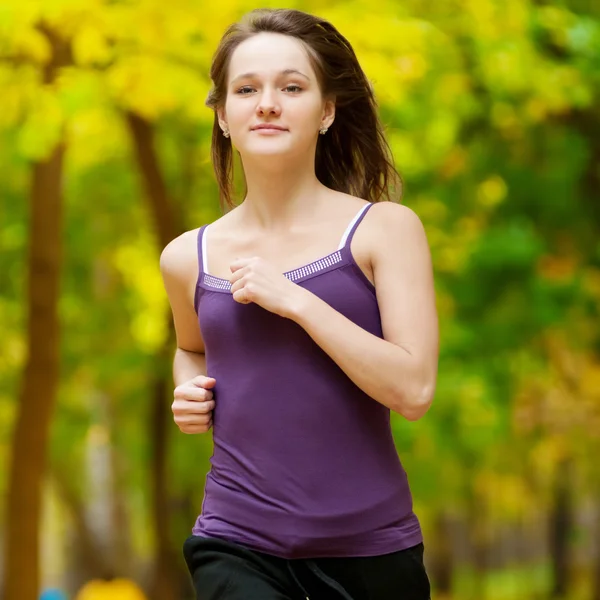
[219,32,335,160]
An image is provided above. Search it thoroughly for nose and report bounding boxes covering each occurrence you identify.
[256,88,281,117]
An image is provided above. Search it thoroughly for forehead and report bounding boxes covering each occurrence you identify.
[228,33,315,80]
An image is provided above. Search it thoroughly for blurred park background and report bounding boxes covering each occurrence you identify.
[0,0,599,598]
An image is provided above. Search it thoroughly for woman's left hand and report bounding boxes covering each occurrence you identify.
[229,257,306,319]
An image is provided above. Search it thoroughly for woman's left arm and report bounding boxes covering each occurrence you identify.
[289,203,439,421]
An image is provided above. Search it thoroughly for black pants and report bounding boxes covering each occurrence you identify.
[183,535,431,600]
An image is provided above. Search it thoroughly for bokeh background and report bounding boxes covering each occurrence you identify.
[0,0,599,599]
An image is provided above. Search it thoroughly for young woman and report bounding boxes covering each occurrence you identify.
[160,8,438,600]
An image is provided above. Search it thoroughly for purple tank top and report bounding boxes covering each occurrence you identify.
[192,202,422,559]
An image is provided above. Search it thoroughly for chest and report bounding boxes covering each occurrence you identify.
[199,264,382,361]
[204,227,374,286]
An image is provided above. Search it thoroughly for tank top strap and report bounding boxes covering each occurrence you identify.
[337,202,374,250]
[193,225,209,313]
[197,224,209,274]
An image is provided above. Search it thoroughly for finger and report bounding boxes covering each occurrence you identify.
[174,387,214,402]
[229,267,250,287]
[176,412,212,426]
[232,286,251,304]
[191,400,215,414]
[173,399,215,414]
[230,257,257,273]
[190,375,216,389]
[229,262,248,279]
[181,421,213,434]
[230,278,243,297]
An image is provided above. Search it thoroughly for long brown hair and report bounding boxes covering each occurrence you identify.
[205,8,402,209]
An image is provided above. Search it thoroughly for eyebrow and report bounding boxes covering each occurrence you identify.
[230,69,310,85]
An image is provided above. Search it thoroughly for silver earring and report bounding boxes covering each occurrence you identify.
[319,127,328,135]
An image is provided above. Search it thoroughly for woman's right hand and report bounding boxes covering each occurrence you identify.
[172,375,217,434]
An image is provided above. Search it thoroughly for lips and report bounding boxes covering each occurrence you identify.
[251,124,287,131]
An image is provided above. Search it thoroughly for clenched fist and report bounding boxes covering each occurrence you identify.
[172,375,216,434]
[229,257,306,318]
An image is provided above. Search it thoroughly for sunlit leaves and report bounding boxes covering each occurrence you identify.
[75,578,147,600]
[72,23,112,67]
[4,25,51,63]
[113,237,169,354]
[477,175,507,208]
[105,54,210,120]
[18,85,64,158]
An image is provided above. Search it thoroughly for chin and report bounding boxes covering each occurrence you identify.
[241,141,296,158]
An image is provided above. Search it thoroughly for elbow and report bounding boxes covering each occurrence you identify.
[402,403,431,422]
[393,383,435,422]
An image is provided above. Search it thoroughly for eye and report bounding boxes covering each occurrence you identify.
[285,84,302,93]
[236,86,255,95]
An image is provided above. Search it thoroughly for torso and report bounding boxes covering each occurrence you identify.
[189,194,423,558]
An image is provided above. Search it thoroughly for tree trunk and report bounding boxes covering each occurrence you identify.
[109,428,135,578]
[51,467,115,581]
[592,493,600,600]
[2,104,66,600]
[125,111,182,246]
[149,348,178,600]
[126,111,183,600]
[429,511,454,598]
[549,457,573,599]
[468,487,488,600]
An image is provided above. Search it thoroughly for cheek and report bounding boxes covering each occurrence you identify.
[295,103,323,133]
[298,97,325,121]
[225,97,251,127]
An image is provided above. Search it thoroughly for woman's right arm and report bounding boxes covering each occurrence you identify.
[160,231,215,434]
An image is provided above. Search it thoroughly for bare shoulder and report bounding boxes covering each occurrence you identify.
[160,228,200,282]
[366,202,429,251]
[335,193,423,232]
[369,201,425,233]
[343,198,427,253]
[159,228,206,352]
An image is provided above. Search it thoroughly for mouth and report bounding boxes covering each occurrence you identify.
[251,125,288,132]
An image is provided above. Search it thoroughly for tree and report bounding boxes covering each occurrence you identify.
[3,26,70,600]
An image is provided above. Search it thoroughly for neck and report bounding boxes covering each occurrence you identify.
[238,153,326,230]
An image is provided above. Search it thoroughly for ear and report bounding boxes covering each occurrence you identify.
[217,106,228,131]
[321,98,336,130]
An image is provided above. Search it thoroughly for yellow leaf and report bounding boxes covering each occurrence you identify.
[477,175,508,207]
[113,239,169,353]
[72,24,112,66]
[75,578,147,600]
[17,86,64,159]
[12,26,51,63]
